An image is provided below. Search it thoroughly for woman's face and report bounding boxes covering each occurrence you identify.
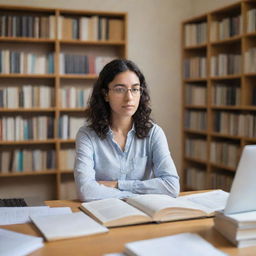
[106,70,141,120]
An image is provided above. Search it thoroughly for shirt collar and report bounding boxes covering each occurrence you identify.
[107,123,136,138]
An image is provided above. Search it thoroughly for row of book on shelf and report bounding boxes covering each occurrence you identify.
[59,54,114,75]
[0,85,92,108]
[185,83,241,106]
[0,14,55,38]
[0,149,55,173]
[0,149,76,173]
[210,15,242,41]
[57,16,124,41]
[0,115,85,140]
[184,8,256,47]
[211,54,241,77]
[185,167,233,191]
[185,110,256,138]
[184,49,256,78]
[0,85,54,108]
[0,51,54,74]
[0,14,124,41]
[214,112,256,137]
[184,110,207,131]
[0,50,116,75]
[185,138,240,168]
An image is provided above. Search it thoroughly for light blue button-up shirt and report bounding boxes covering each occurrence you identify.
[74,123,180,202]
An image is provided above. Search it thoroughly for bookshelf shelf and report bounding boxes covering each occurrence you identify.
[59,39,125,46]
[210,132,242,140]
[59,74,98,79]
[184,105,207,109]
[182,0,256,192]
[184,78,207,82]
[0,74,56,78]
[0,37,56,43]
[0,139,58,145]
[184,157,207,165]
[210,75,242,80]
[59,108,86,112]
[0,170,57,177]
[209,163,236,172]
[0,108,56,112]
[210,35,242,45]
[58,139,76,143]
[184,129,208,135]
[184,44,207,50]
[0,4,127,200]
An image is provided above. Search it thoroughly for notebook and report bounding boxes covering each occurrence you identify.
[224,145,256,214]
[30,212,109,241]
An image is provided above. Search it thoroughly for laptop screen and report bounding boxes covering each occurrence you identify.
[224,145,256,215]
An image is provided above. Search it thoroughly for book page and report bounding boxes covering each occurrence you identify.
[126,194,210,218]
[124,233,227,256]
[180,190,229,214]
[81,198,149,224]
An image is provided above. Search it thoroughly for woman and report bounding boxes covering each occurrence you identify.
[74,59,180,201]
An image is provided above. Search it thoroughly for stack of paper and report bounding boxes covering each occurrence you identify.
[0,228,44,256]
[124,233,227,256]
[214,211,256,247]
[104,233,227,256]
[30,212,109,241]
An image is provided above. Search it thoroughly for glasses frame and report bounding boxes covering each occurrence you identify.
[108,87,143,96]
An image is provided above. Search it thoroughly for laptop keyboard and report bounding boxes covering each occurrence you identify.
[0,198,28,207]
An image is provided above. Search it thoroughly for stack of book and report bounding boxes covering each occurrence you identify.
[214,211,256,248]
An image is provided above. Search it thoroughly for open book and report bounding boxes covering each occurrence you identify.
[80,190,229,227]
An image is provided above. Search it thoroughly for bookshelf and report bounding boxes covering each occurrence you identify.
[0,5,127,200]
[182,0,256,192]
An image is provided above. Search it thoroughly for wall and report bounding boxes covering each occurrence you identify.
[191,0,239,16]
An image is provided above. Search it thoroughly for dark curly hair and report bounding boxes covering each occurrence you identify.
[85,59,153,139]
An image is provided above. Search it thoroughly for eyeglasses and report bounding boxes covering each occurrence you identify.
[108,87,143,96]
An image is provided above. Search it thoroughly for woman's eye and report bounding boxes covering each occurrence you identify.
[116,88,125,93]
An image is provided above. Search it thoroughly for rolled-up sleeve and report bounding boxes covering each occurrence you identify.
[118,126,180,197]
[74,129,135,202]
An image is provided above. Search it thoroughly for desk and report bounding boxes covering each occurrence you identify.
[2,199,256,256]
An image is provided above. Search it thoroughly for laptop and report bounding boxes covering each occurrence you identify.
[224,145,256,215]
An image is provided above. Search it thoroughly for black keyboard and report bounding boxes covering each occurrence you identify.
[0,198,28,207]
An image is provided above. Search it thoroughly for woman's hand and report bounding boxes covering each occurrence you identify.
[98,181,118,188]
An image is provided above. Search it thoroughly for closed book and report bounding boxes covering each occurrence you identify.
[30,212,108,241]
[108,19,124,41]
[214,211,256,247]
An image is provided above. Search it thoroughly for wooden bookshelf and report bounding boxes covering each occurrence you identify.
[0,5,127,200]
[182,0,256,192]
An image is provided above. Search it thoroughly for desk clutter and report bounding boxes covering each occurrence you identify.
[214,211,256,248]
[1,190,256,255]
